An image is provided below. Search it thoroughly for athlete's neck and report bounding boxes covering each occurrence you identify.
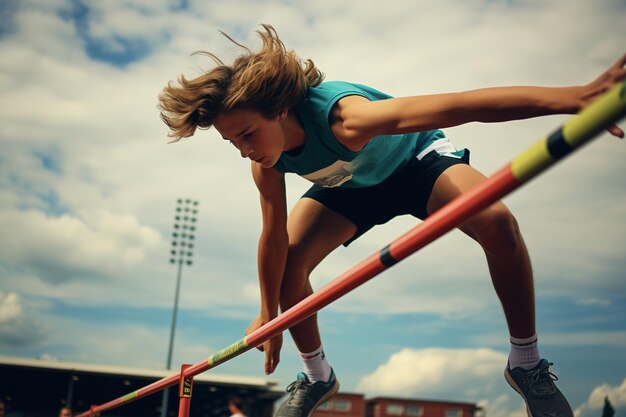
[282,110,305,152]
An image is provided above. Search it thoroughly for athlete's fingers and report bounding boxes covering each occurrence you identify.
[270,346,281,374]
[607,124,624,138]
[265,349,274,374]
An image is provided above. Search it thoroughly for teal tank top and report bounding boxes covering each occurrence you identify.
[273,81,445,188]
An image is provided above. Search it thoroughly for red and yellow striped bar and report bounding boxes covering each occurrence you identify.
[389,81,626,263]
[511,82,626,182]
[75,80,625,417]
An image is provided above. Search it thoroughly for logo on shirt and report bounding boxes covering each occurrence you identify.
[303,160,355,188]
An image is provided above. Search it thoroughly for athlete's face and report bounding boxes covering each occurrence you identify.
[214,109,288,168]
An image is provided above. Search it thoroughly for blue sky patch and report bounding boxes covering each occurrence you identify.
[37,190,67,217]
[59,0,151,67]
[169,0,190,12]
[83,35,151,68]
[0,0,18,38]
[33,148,63,175]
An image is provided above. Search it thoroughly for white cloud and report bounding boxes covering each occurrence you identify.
[0,208,161,284]
[357,347,507,398]
[575,297,612,308]
[355,347,542,417]
[0,291,22,322]
[0,291,47,346]
[574,378,626,417]
[478,395,527,417]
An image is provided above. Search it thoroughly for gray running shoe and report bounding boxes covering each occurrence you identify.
[505,359,573,417]
[274,369,339,417]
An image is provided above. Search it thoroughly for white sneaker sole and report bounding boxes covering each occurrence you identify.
[504,369,533,417]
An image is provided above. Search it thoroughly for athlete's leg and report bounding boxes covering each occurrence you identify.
[273,198,352,416]
[281,197,357,353]
[427,163,573,416]
[426,163,535,338]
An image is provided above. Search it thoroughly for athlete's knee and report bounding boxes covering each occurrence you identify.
[279,247,314,310]
[279,277,313,311]
[470,206,523,252]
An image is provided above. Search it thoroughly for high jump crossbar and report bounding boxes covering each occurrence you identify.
[75,81,626,417]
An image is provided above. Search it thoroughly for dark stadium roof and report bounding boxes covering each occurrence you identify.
[0,355,283,417]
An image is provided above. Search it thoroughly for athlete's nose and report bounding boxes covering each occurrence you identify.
[239,143,253,159]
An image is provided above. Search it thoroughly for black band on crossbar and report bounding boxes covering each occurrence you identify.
[546,128,573,160]
[379,245,398,267]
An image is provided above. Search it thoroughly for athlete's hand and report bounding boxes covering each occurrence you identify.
[580,53,626,138]
[246,315,283,375]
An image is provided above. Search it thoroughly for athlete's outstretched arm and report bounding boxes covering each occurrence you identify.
[333,53,626,150]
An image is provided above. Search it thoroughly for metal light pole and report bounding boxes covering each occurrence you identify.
[160,198,198,417]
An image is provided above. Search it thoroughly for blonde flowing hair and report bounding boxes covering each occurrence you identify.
[158,24,324,141]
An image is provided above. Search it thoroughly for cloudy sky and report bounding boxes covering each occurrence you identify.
[0,1,625,416]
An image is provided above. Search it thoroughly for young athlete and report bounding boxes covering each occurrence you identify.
[158,24,625,417]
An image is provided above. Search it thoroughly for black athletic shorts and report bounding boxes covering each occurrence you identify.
[302,148,470,246]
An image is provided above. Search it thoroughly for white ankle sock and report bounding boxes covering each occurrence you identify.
[299,345,331,383]
[509,334,541,370]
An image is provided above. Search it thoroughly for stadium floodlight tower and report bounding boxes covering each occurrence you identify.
[160,198,199,417]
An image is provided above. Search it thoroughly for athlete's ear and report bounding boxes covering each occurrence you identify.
[277,108,288,121]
